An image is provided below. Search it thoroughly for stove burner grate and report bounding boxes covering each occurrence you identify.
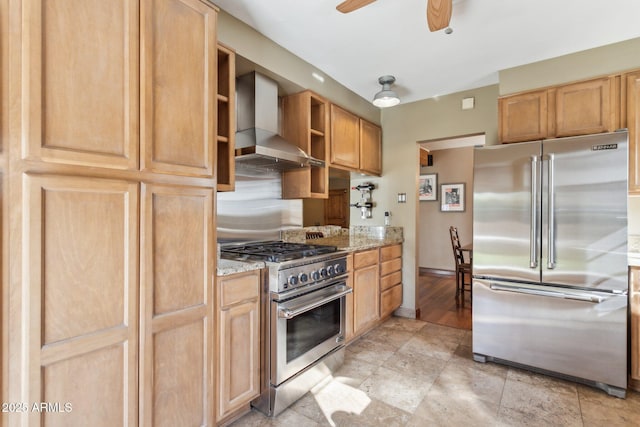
[221,241,337,263]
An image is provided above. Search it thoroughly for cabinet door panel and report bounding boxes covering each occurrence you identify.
[627,71,640,194]
[23,0,139,169]
[42,345,127,427]
[330,104,359,169]
[140,183,214,426]
[218,299,259,419]
[555,77,615,137]
[359,119,382,175]
[353,264,379,334]
[499,90,548,143]
[380,285,402,318]
[141,0,216,177]
[24,174,139,426]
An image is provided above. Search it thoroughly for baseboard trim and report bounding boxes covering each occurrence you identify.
[393,306,417,319]
[419,267,455,277]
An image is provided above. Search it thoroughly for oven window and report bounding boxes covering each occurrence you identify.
[286,298,341,362]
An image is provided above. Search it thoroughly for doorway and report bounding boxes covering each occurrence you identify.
[415,134,484,329]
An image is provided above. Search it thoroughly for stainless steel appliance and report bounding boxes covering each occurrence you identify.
[472,131,629,397]
[235,72,325,171]
[220,241,351,416]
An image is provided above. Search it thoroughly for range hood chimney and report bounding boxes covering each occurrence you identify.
[235,72,324,171]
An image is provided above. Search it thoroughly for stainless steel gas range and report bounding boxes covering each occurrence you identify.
[220,241,351,417]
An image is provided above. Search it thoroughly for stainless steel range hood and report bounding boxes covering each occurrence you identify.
[235,72,324,171]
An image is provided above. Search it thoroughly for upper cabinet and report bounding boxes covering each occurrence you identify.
[359,118,382,176]
[626,70,640,194]
[330,104,382,176]
[140,0,217,177]
[499,76,620,143]
[282,90,330,199]
[498,90,548,143]
[217,43,236,191]
[22,0,217,178]
[500,70,639,194]
[330,104,360,170]
[554,77,620,137]
[22,0,140,169]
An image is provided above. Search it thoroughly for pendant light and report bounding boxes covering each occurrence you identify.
[372,75,400,108]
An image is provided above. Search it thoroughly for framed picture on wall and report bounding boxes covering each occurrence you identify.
[419,174,437,201]
[440,183,465,212]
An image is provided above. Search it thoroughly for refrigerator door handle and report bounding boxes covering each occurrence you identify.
[489,283,604,303]
[545,153,556,269]
[529,155,539,268]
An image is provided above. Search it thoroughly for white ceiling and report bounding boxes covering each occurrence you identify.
[212,0,640,106]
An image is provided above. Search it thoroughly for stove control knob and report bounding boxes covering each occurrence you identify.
[311,270,320,281]
[288,275,299,286]
[319,267,327,278]
[334,263,344,274]
[298,272,308,283]
[326,265,335,276]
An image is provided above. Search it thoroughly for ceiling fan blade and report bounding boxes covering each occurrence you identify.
[427,0,452,32]
[336,0,377,13]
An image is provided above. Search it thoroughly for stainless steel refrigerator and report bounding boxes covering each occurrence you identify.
[472,130,628,397]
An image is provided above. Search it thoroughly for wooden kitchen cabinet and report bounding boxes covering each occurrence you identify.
[498,89,549,143]
[6,0,220,425]
[554,76,620,137]
[379,244,402,319]
[216,270,261,423]
[330,104,360,170]
[626,70,640,194]
[21,175,140,426]
[499,76,621,143]
[140,0,217,178]
[329,104,382,175]
[282,90,330,198]
[21,0,140,169]
[359,119,382,176]
[140,183,215,427]
[352,248,380,336]
[631,267,640,392]
[217,43,236,191]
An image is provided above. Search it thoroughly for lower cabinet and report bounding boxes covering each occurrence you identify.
[631,266,640,391]
[379,244,402,318]
[216,270,261,424]
[352,248,380,337]
[345,244,404,343]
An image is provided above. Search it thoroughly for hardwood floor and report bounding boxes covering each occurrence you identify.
[417,268,471,330]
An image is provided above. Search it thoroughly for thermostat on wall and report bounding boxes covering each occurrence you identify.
[462,97,475,110]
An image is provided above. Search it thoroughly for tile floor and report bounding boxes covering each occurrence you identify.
[230,317,640,426]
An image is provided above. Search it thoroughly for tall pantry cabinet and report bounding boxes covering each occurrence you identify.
[4,0,218,426]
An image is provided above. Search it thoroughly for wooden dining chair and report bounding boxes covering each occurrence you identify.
[449,226,472,301]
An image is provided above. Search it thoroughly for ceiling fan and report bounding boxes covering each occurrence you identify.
[336,0,452,32]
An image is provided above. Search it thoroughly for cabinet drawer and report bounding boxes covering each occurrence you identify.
[380,271,402,292]
[380,258,402,277]
[219,271,260,308]
[380,244,401,261]
[354,249,379,269]
[380,284,402,318]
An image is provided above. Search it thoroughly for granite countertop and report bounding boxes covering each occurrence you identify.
[216,258,265,277]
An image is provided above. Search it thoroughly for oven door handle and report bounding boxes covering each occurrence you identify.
[278,285,352,319]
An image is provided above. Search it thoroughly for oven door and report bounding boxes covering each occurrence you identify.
[272,281,351,386]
